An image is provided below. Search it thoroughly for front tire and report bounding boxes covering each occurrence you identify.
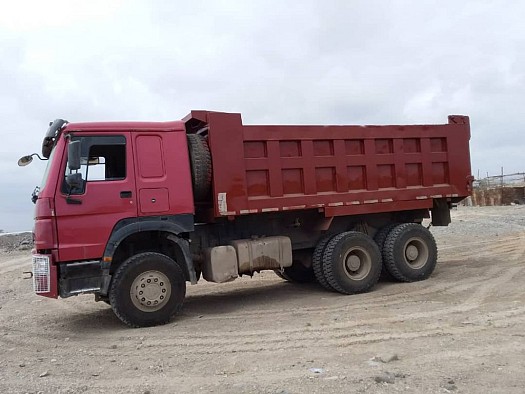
[382,223,438,282]
[109,252,186,327]
[322,232,382,295]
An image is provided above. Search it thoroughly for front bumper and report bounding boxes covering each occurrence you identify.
[31,253,108,299]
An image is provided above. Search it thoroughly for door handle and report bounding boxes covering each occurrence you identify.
[66,196,82,205]
[120,191,132,198]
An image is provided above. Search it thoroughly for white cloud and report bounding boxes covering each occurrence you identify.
[1,0,524,230]
[0,0,125,31]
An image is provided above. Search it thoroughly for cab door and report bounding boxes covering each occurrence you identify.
[54,133,137,262]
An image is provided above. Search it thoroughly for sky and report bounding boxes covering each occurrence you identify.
[0,0,524,231]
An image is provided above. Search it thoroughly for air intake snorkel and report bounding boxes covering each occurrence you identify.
[42,119,68,159]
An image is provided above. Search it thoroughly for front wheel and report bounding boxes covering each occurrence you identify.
[109,252,186,327]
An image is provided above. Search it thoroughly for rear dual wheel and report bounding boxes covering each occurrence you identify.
[382,223,437,282]
[374,223,398,281]
[322,232,382,294]
[275,249,316,283]
[312,235,336,290]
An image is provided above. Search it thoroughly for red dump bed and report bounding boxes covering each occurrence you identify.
[183,111,472,218]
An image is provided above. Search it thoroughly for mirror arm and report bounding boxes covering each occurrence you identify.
[32,153,48,161]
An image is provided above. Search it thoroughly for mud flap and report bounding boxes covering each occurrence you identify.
[167,235,198,284]
[431,199,451,226]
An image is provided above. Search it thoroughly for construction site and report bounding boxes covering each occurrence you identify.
[464,172,525,207]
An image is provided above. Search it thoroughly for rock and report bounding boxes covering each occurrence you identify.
[374,372,395,384]
[386,354,399,363]
[371,354,399,364]
[39,371,49,378]
[443,379,457,391]
[19,363,25,367]
[309,367,325,374]
[110,344,117,349]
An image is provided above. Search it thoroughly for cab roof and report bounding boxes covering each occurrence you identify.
[64,120,185,132]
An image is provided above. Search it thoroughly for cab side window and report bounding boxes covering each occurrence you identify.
[64,135,126,194]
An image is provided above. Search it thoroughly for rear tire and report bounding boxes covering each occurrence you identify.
[312,235,336,290]
[275,250,316,283]
[109,252,186,327]
[374,223,398,281]
[382,223,438,282]
[322,232,382,295]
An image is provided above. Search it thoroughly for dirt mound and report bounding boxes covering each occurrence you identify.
[0,231,32,252]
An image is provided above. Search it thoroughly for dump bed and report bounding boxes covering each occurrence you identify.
[183,111,472,218]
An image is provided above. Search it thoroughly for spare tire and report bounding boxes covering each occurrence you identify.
[187,134,212,201]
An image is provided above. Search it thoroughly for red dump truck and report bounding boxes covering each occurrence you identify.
[18,111,472,327]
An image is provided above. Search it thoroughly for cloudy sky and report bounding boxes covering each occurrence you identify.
[1,0,523,231]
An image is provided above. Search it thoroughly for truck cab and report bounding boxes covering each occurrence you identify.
[29,120,198,325]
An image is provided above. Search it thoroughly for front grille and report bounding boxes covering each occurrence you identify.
[32,255,50,293]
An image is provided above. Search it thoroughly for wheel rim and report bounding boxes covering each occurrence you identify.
[403,237,429,269]
[130,270,171,312]
[342,247,372,280]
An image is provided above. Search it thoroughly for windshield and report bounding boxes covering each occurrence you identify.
[40,147,56,190]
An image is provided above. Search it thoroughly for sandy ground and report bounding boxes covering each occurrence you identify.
[0,205,524,393]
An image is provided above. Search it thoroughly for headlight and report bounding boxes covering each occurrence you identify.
[32,255,50,293]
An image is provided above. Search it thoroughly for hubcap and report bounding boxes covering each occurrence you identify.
[342,247,372,280]
[406,245,419,260]
[130,270,171,312]
[403,237,429,269]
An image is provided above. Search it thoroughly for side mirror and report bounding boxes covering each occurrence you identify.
[18,155,33,167]
[68,140,81,171]
[65,173,83,189]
